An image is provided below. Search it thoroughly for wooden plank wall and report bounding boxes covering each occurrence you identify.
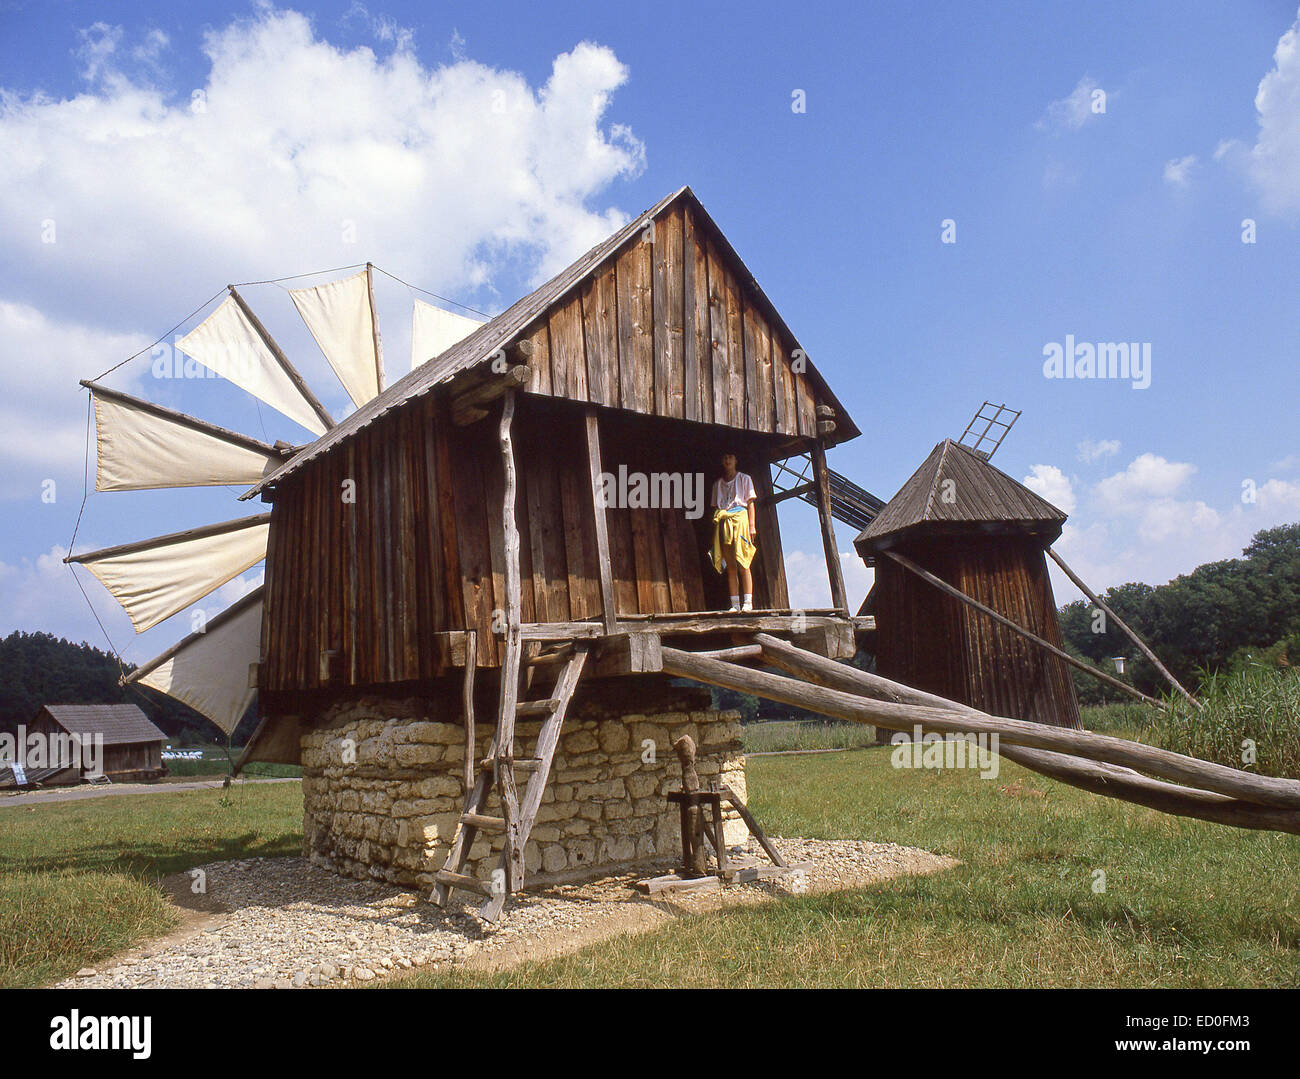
[523,203,822,440]
[262,394,794,688]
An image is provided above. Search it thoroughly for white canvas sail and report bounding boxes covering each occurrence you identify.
[176,295,327,436]
[92,390,281,491]
[411,298,484,371]
[132,591,262,735]
[289,269,382,409]
[72,516,269,633]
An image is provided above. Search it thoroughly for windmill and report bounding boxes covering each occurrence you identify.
[66,264,485,738]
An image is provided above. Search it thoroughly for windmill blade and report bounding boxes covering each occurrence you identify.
[82,381,284,491]
[66,514,270,633]
[411,297,485,372]
[289,265,385,409]
[127,588,262,735]
[176,290,332,436]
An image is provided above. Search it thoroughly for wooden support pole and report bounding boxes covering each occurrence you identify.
[228,286,336,432]
[1047,547,1201,710]
[462,629,477,795]
[365,263,386,395]
[749,633,1300,836]
[810,442,848,613]
[880,548,1168,710]
[496,391,524,892]
[584,408,618,632]
[659,644,1300,812]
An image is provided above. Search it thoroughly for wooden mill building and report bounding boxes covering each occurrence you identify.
[854,439,1082,730]
[235,187,867,916]
[29,704,168,783]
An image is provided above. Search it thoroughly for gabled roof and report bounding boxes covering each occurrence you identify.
[242,186,858,499]
[39,704,167,745]
[855,439,1067,552]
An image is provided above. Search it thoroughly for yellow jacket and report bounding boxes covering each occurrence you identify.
[710,507,755,573]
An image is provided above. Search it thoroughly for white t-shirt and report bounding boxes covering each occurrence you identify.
[712,471,756,511]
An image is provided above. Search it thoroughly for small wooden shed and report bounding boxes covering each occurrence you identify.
[30,704,168,782]
[855,440,1082,730]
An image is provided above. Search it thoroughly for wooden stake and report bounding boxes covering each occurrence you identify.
[496,391,523,892]
[810,442,847,613]
[1047,547,1201,710]
[584,408,618,632]
[462,629,477,795]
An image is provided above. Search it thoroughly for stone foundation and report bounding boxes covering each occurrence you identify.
[299,683,746,890]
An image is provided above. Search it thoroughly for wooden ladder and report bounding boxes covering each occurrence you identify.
[432,641,589,921]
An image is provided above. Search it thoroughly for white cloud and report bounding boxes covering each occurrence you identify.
[1247,7,1300,214]
[0,8,646,327]
[1022,464,1076,515]
[1094,453,1196,513]
[784,548,872,612]
[1163,153,1198,187]
[1037,76,1104,133]
[1270,453,1300,472]
[1076,438,1121,464]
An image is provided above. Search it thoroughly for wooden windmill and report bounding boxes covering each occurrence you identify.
[67,265,484,738]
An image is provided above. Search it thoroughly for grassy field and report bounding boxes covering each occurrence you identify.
[741,718,879,753]
[390,748,1300,988]
[0,782,301,988]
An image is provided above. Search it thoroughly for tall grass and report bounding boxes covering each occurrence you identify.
[742,720,879,753]
[1155,666,1300,779]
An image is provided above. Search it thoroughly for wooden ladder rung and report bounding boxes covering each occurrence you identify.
[434,870,494,897]
[480,756,542,772]
[461,812,505,831]
[515,698,558,717]
[526,646,573,668]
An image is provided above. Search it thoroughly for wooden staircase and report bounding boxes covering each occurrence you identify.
[432,641,589,921]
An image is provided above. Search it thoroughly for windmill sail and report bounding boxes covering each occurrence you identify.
[67,515,270,633]
[128,588,262,735]
[176,294,328,436]
[290,268,383,409]
[411,298,484,371]
[87,383,282,491]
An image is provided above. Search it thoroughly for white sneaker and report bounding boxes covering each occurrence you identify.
[727,604,740,613]
[741,601,753,612]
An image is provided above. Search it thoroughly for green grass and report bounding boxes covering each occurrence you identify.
[0,781,302,988]
[741,719,880,753]
[161,745,301,778]
[391,749,1300,988]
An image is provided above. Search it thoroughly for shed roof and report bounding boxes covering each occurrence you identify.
[855,440,1067,552]
[242,186,859,499]
[39,704,167,745]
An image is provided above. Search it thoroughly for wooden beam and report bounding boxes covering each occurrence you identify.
[228,286,335,432]
[763,481,815,506]
[809,442,848,613]
[365,263,386,395]
[881,549,1167,709]
[749,633,1300,835]
[462,629,477,794]
[65,513,271,564]
[496,391,524,892]
[80,381,286,458]
[451,363,530,426]
[584,408,618,632]
[1047,547,1201,710]
[661,644,1300,815]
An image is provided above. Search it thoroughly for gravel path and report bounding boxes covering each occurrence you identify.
[58,838,955,989]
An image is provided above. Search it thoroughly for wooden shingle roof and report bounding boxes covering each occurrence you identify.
[855,440,1067,553]
[39,704,167,746]
[242,186,858,499]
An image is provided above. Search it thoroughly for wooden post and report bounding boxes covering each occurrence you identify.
[1047,547,1201,710]
[365,263,386,395]
[228,286,336,432]
[672,735,708,878]
[880,548,1168,709]
[496,391,524,892]
[810,442,847,613]
[462,629,477,794]
[584,408,618,632]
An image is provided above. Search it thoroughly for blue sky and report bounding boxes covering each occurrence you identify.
[1,0,1298,665]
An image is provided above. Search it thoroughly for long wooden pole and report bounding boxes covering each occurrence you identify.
[462,629,477,795]
[810,442,848,613]
[1046,547,1201,710]
[749,633,1300,833]
[228,286,336,432]
[496,391,524,893]
[658,645,1300,811]
[880,548,1168,710]
[365,263,386,395]
[584,408,618,632]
